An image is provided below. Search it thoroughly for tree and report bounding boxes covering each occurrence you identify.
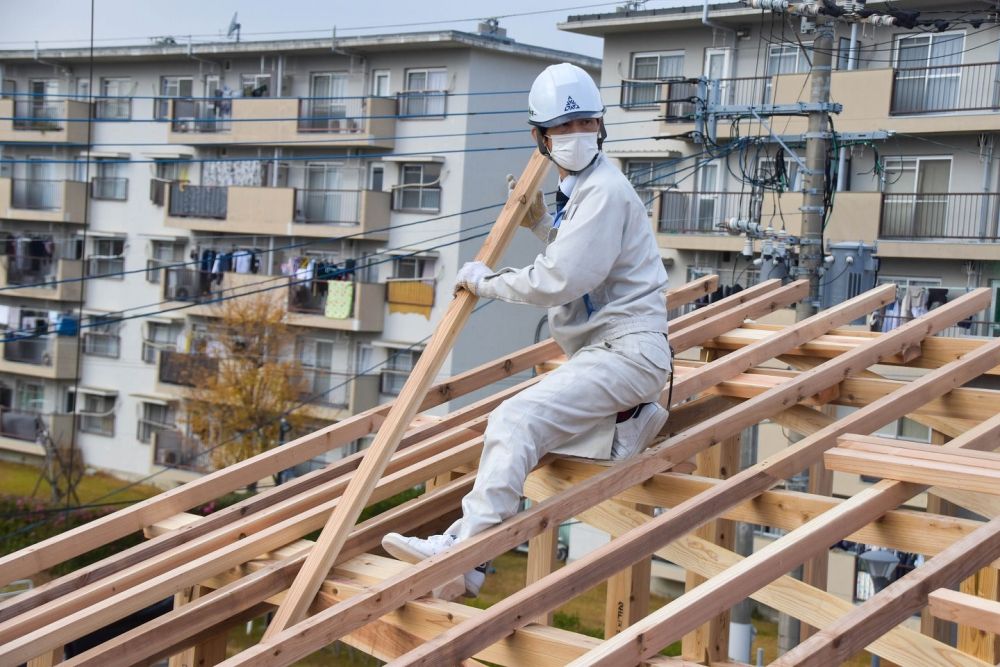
[181,292,307,471]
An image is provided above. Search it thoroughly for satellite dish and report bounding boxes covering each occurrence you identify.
[227,12,241,42]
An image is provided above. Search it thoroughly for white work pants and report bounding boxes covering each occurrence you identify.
[450,330,671,540]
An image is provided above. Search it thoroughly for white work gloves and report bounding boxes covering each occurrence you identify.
[454,261,492,296]
[506,174,547,229]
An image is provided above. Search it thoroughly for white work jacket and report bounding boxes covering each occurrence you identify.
[478,152,669,356]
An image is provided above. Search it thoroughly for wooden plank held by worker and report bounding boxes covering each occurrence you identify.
[263,150,551,637]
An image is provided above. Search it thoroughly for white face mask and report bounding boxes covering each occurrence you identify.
[547,132,599,172]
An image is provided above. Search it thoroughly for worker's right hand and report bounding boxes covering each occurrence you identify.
[506,174,547,229]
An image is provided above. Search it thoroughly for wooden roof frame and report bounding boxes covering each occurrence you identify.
[3,277,1000,666]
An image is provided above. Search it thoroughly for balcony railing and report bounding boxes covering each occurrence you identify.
[890,61,1000,115]
[3,337,53,366]
[0,408,43,442]
[4,259,56,288]
[11,179,62,210]
[153,429,211,472]
[879,192,1000,241]
[294,189,361,225]
[297,97,367,133]
[12,99,63,130]
[168,183,227,219]
[170,99,231,133]
[658,190,743,234]
[91,177,128,201]
[158,350,219,386]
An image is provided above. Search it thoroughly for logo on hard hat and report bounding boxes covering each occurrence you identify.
[564,96,580,112]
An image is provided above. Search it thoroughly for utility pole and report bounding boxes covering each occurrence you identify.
[795,19,835,321]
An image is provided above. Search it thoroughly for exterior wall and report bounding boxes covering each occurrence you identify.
[0,34,599,481]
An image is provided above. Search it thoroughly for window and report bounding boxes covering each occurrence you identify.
[623,51,684,109]
[757,155,801,191]
[15,381,44,412]
[157,76,193,119]
[765,43,813,101]
[89,238,125,277]
[83,313,122,358]
[380,348,422,395]
[143,321,176,364]
[393,163,441,212]
[91,159,128,201]
[892,32,965,114]
[146,241,185,284]
[369,164,384,191]
[704,48,732,104]
[400,68,448,117]
[880,157,952,238]
[97,77,132,119]
[241,73,272,97]
[303,72,349,131]
[79,392,115,437]
[392,255,435,279]
[137,402,175,444]
[625,160,674,214]
[836,37,853,71]
[372,69,390,97]
[299,338,346,406]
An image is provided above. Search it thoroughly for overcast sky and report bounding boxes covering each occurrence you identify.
[0,0,687,59]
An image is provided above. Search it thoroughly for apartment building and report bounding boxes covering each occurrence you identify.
[560,0,1000,604]
[0,29,598,484]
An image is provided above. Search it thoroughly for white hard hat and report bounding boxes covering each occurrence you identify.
[528,63,604,128]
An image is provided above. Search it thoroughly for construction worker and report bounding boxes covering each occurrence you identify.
[383,63,671,596]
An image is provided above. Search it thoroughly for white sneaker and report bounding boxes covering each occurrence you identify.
[382,532,487,597]
[611,403,669,460]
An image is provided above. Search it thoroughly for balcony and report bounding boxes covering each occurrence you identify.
[156,350,219,391]
[152,429,211,479]
[0,410,75,458]
[164,183,389,240]
[0,334,79,379]
[165,96,396,149]
[0,178,88,223]
[661,64,1000,138]
[298,370,380,422]
[0,97,91,143]
[287,280,385,332]
[653,190,804,251]
[0,257,83,301]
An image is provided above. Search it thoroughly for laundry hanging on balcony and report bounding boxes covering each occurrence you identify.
[324,281,354,320]
[202,160,264,187]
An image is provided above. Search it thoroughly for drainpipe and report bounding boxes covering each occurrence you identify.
[836,4,863,191]
[702,0,737,37]
[979,134,994,239]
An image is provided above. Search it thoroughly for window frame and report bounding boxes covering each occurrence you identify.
[400,67,448,118]
[392,163,442,212]
[82,313,123,359]
[88,237,126,278]
[622,51,685,110]
[78,392,116,437]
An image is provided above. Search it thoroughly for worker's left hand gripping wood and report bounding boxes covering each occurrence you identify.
[263,151,551,636]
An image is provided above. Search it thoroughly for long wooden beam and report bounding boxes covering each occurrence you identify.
[826,436,1000,495]
[0,275,760,655]
[665,273,719,309]
[523,474,988,667]
[0,334,562,588]
[0,430,485,665]
[569,349,1000,666]
[219,285,934,666]
[526,458,993,569]
[774,515,1000,667]
[392,292,991,667]
[928,589,1000,636]
[265,151,551,634]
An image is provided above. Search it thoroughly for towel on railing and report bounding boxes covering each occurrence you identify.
[324,281,354,319]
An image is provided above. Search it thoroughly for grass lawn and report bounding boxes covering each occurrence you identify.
[0,460,162,505]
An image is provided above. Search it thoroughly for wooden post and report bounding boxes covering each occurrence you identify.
[526,526,559,626]
[958,567,1000,662]
[800,450,833,640]
[922,429,958,646]
[264,151,551,636]
[604,503,653,639]
[681,433,738,662]
[169,586,228,667]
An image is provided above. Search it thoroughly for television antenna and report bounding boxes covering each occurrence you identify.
[227,12,241,42]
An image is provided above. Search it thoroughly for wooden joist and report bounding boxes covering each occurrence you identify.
[826,435,1000,495]
[928,588,1000,636]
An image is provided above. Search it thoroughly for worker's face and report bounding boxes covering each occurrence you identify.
[533,118,600,151]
